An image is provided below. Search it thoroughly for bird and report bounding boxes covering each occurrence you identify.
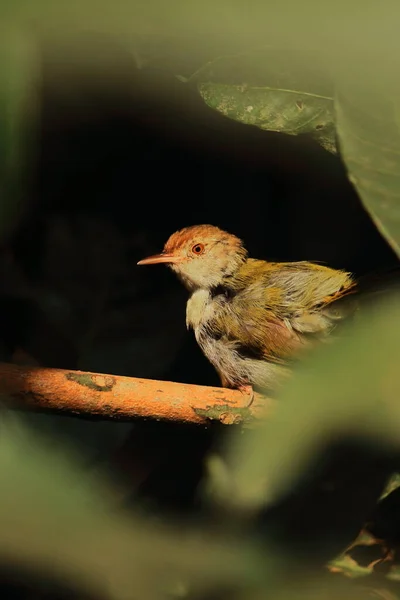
[137,224,394,403]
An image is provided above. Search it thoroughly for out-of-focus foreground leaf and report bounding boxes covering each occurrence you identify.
[184,49,336,153]
[1,1,400,255]
[1,0,398,64]
[0,27,38,241]
[0,416,397,600]
[335,77,400,257]
[217,294,400,513]
[0,414,267,600]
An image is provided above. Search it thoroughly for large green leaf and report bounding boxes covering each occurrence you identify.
[0,413,268,600]
[1,414,396,600]
[335,79,400,256]
[0,1,397,62]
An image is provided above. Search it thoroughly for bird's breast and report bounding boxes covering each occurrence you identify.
[186,289,216,330]
[185,288,287,390]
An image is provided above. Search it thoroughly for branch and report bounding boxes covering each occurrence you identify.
[0,362,270,425]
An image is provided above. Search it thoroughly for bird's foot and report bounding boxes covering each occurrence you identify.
[238,384,255,408]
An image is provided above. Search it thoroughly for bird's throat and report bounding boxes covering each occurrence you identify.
[185,289,214,330]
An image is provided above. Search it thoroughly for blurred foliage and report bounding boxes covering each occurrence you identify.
[1,1,400,599]
[335,77,400,256]
[0,414,270,600]
[0,1,399,253]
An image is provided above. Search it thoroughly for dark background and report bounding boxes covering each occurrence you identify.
[1,36,399,577]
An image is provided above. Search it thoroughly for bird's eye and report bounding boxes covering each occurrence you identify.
[191,243,205,255]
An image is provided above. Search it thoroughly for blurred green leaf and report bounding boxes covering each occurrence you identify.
[0,27,38,241]
[218,295,400,513]
[336,78,400,257]
[389,567,400,582]
[269,576,393,600]
[0,0,398,63]
[0,414,268,600]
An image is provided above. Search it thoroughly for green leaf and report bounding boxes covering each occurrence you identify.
[191,49,336,153]
[0,413,268,600]
[335,78,400,256]
[199,82,335,153]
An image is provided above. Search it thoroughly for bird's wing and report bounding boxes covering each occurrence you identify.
[207,260,357,365]
[261,261,357,335]
[205,298,301,365]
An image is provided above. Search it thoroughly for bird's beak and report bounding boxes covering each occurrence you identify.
[137,253,183,266]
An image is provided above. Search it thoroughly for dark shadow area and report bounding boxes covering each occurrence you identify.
[0,563,102,600]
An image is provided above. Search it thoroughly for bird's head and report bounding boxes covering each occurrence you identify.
[137,224,248,290]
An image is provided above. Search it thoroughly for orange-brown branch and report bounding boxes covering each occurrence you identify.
[0,362,269,425]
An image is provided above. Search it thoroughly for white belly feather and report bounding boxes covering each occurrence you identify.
[186,289,285,390]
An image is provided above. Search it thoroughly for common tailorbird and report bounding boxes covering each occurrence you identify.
[137,224,395,401]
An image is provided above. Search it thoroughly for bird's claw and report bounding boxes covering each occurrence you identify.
[238,384,255,408]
